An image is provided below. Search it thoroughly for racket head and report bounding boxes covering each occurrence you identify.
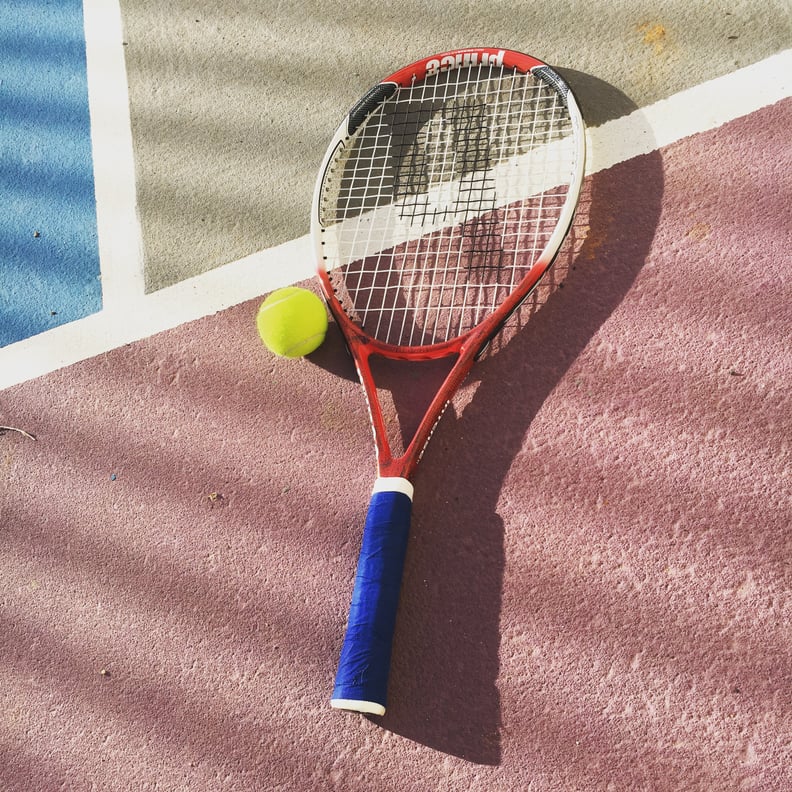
[312,47,586,358]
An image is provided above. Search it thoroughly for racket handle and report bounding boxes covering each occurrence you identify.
[331,477,414,715]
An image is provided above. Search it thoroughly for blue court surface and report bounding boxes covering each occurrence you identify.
[1,0,101,347]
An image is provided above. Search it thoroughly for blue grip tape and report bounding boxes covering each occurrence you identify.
[332,488,413,713]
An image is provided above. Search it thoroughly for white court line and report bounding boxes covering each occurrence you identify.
[0,48,789,391]
[82,0,146,311]
[585,48,791,174]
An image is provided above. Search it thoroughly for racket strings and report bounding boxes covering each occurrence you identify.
[320,61,577,347]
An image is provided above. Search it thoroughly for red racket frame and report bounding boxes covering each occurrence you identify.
[315,48,584,482]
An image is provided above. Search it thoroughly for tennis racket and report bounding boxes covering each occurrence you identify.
[313,48,586,715]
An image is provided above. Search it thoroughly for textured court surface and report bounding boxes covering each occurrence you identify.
[1,2,791,790]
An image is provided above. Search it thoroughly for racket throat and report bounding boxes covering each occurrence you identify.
[357,350,475,479]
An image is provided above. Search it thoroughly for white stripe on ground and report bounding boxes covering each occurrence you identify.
[586,48,791,174]
[83,0,147,313]
[0,48,789,390]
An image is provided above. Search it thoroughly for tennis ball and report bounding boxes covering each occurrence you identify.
[256,287,328,358]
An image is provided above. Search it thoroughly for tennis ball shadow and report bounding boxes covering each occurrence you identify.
[305,316,359,381]
[310,73,663,764]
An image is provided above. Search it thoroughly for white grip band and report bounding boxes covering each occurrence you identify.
[372,476,414,500]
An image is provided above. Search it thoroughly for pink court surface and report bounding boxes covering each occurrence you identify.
[1,4,791,791]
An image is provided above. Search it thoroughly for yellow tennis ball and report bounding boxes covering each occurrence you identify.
[256,287,328,358]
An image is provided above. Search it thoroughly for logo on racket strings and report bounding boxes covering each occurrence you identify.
[425,50,505,78]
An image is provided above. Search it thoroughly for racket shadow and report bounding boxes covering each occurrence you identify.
[366,77,665,763]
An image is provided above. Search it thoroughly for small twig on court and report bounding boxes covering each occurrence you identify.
[0,426,37,441]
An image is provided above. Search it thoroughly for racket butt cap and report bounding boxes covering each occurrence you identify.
[330,698,386,716]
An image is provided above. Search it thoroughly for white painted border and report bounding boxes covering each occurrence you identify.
[0,235,314,389]
[82,0,146,312]
[0,49,790,391]
[585,48,791,175]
